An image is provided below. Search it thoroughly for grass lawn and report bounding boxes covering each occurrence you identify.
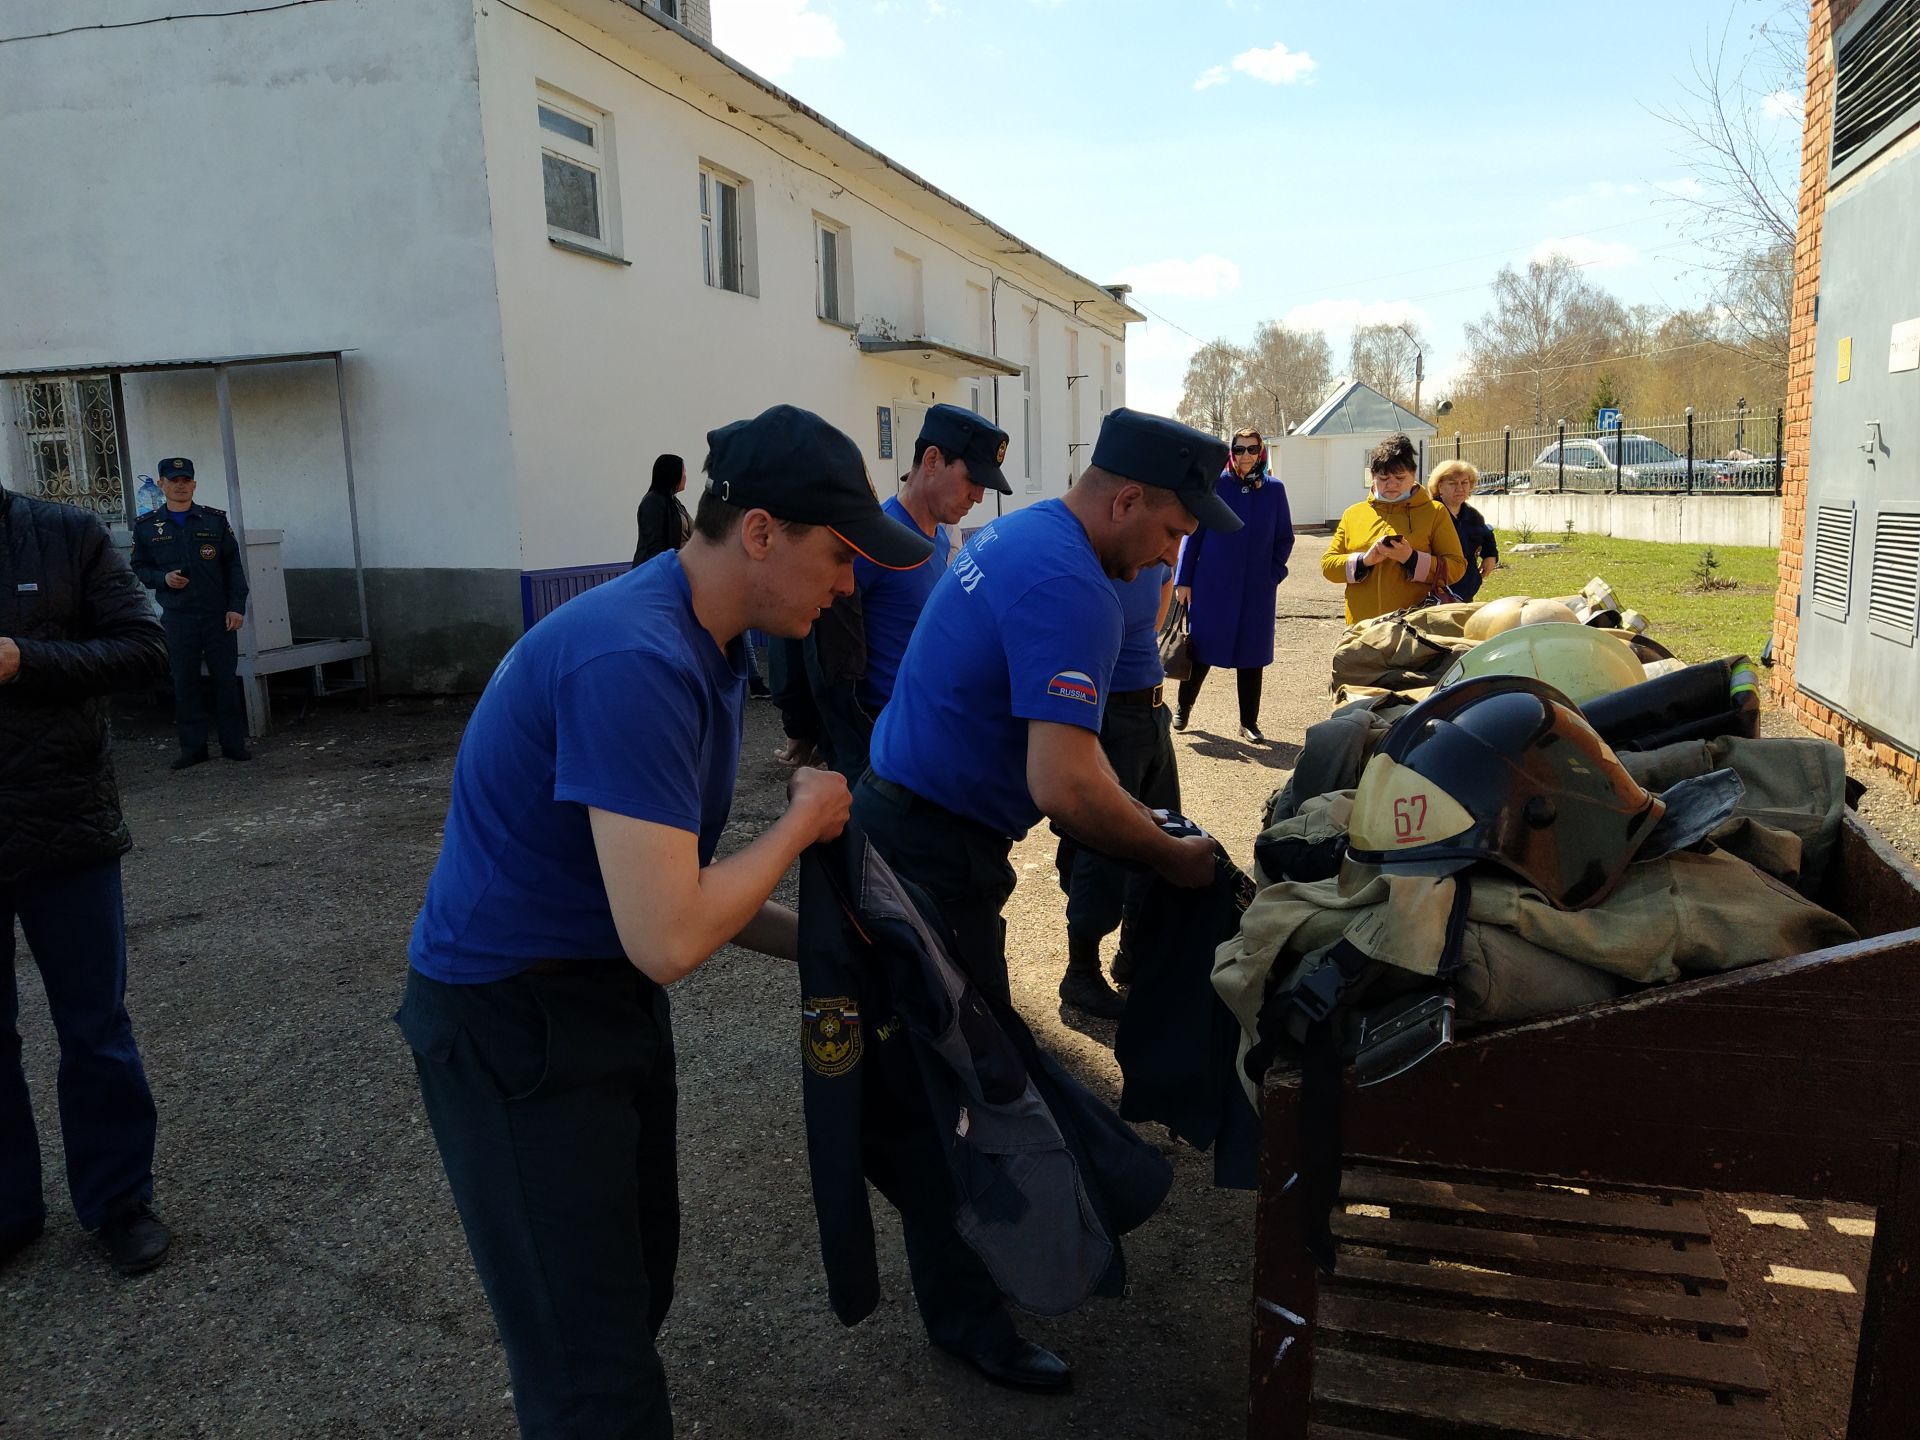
[1481,531,1780,665]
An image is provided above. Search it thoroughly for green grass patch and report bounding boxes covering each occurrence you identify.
[1483,532,1779,665]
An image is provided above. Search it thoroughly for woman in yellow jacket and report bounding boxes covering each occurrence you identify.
[1321,434,1466,624]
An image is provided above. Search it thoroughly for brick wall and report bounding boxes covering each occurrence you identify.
[1771,0,1917,795]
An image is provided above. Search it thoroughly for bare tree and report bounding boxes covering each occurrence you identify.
[1348,323,1426,409]
[1235,323,1333,436]
[1175,340,1247,438]
[1462,256,1627,428]
[1651,1,1806,372]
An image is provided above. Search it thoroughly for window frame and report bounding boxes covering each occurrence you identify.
[814,216,852,325]
[699,163,754,296]
[537,87,615,255]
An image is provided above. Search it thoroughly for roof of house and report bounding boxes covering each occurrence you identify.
[1293,378,1437,438]
[550,0,1145,332]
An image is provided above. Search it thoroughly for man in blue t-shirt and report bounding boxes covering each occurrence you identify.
[850,408,1239,1395]
[804,404,1011,777]
[1052,560,1180,1019]
[396,405,932,1440]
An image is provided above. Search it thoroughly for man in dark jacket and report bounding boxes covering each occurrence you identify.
[1,483,173,1275]
[129,457,251,768]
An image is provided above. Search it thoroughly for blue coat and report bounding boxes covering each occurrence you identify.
[1174,469,1295,669]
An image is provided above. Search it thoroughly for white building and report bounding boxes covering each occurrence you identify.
[1274,379,1435,528]
[0,0,1140,690]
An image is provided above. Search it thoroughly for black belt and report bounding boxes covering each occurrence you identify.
[1109,683,1165,708]
[522,956,632,978]
[862,771,1002,841]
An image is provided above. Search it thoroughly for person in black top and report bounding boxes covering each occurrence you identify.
[128,457,251,769]
[1431,460,1499,601]
[633,453,692,566]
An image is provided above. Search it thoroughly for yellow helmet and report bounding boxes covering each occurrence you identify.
[1463,595,1528,641]
[1439,623,1647,706]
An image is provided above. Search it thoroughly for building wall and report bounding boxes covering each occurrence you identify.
[0,0,525,689]
[473,1,1126,575]
[1773,0,1920,793]
[1476,493,1782,550]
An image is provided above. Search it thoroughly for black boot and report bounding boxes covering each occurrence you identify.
[170,748,208,771]
[1059,934,1125,1020]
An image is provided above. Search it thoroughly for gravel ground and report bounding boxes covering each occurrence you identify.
[4,563,1911,1438]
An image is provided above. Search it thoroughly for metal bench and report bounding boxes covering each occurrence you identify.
[1249,812,1920,1439]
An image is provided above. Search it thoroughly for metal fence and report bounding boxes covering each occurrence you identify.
[1418,406,1785,496]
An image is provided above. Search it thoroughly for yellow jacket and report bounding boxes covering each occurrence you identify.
[1321,486,1466,624]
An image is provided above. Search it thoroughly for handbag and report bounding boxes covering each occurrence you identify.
[1158,597,1194,681]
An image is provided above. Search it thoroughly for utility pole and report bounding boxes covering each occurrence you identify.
[1396,324,1425,416]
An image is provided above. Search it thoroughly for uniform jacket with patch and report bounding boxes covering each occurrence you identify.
[129,501,249,616]
[796,824,1172,1325]
[0,487,169,881]
[1320,485,1465,624]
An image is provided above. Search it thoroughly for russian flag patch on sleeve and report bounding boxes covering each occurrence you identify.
[1046,670,1099,705]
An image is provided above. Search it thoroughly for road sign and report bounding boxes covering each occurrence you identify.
[1596,407,1622,431]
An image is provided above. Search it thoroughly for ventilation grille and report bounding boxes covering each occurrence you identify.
[1812,504,1856,619]
[1869,511,1920,642]
[1835,0,1920,172]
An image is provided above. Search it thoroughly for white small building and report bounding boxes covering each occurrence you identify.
[1274,378,1435,528]
[0,0,1140,691]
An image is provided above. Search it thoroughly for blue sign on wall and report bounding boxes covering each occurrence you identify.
[1595,407,1622,431]
[877,406,894,459]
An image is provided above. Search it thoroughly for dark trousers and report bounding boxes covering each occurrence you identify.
[1,859,157,1233]
[162,611,245,753]
[397,965,679,1440]
[1060,701,1182,942]
[1176,662,1264,730]
[848,776,1020,1356]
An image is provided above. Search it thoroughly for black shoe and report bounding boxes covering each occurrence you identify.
[1238,724,1267,745]
[1059,935,1126,1020]
[1059,967,1126,1020]
[222,745,253,761]
[97,1201,171,1276]
[1171,708,1189,732]
[1,1216,45,1270]
[945,1338,1072,1394]
[1110,948,1134,987]
[170,749,209,771]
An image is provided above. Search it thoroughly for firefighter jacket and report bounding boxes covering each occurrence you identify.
[795,824,1172,1325]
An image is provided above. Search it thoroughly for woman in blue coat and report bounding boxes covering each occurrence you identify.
[1172,427,1295,743]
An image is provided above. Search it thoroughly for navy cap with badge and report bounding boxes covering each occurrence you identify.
[917,403,1013,495]
[705,404,935,571]
[1089,408,1242,533]
[157,457,195,480]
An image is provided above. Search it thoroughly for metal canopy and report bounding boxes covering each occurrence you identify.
[855,336,1022,379]
[5,348,371,736]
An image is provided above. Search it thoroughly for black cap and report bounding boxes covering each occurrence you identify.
[1088,409,1241,532]
[704,405,934,571]
[157,457,195,480]
[918,403,1012,495]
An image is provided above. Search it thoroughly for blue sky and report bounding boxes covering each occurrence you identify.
[712,0,1807,417]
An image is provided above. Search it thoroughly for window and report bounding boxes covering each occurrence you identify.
[815,219,851,323]
[655,0,680,18]
[1832,0,1920,181]
[12,376,126,522]
[538,91,609,247]
[700,166,749,294]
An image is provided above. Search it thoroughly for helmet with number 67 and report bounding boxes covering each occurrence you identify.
[1346,675,1665,911]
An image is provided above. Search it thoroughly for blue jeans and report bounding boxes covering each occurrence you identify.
[1,859,158,1232]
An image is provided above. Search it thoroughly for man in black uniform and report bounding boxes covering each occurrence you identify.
[129,458,251,768]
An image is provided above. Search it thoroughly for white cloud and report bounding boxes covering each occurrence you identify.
[1549,180,1638,214]
[1654,176,1705,201]
[1231,40,1316,85]
[1111,254,1242,298]
[1194,65,1229,91]
[1281,297,1429,336]
[925,0,954,15]
[713,0,845,78]
[1762,87,1803,121]
[1528,235,1639,270]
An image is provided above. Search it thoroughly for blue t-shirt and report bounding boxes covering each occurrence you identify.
[870,498,1122,838]
[409,553,748,983]
[1110,563,1170,691]
[855,495,951,709]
